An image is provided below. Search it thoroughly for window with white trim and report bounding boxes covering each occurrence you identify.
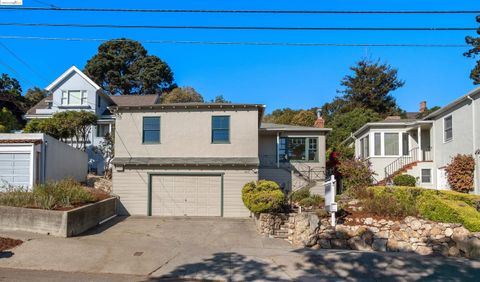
[384,133,399,156]
[421,169,431,183]
[61,90,88,105]
[374,133,381,156]
[359,136,369,159]
[444,115,453,142]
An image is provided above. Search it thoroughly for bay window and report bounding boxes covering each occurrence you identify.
[384,133,399,156]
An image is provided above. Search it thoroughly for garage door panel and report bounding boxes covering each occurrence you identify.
[0,153,31,188]
[151,175,221,217]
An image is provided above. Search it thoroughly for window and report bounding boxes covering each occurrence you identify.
[97,95,101,108]
[384,133,399,156]
[212,116,230,143]
[279,137,318,162]
[359,136,369,159]
[402,133,409,156]
[96,124,110,138]
[61,90,87,105]
[142,117,160,144]
[374,133,381,156]
[444,115,453,142]
[421,169,431,183]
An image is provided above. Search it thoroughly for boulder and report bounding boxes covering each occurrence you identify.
[372,238,387,252]
[348,236,372,251]
[416,246,433,256]
[331,239,348,249]
[364,218,374,225]
[410,220,422,231]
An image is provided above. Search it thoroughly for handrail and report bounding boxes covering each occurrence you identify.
[384,147,419,181]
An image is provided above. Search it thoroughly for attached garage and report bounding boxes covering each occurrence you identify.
[0,152,31,188]
[150,173,223,217]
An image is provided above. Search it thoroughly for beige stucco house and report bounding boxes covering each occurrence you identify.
[111,103,330,217]
[346,87,480,194]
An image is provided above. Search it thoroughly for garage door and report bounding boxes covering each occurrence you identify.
[0,153,31,188]
[151,175,222,217]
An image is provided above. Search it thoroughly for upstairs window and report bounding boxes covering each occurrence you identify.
[279,137,318,162]
[212,116,230,143]
[142,117,160,144]
[444,115,453,142]
[61,90,87,105]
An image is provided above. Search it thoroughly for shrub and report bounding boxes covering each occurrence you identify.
[241,180,285,214]
[338,158,375,198]
[393,174,416,187]
[445,154,475,193]
[416,195,480,232]
[363,186,421,217]
[290,187,311,203]
[298,195,324,208]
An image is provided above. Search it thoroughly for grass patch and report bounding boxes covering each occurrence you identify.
[0,179,110,210]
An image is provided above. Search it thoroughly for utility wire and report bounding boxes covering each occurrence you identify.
[0,36,470,48]
[0,41,48,82]
[0,57,35,87]
[0,22,475,31]
[0,7,479,14]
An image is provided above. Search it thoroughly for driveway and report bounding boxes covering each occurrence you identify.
[1,216,480,281]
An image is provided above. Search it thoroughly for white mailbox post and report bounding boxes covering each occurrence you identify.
[324,175,337,227]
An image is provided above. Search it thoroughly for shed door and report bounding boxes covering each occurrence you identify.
[0,153,31,188]
[151,175,221,217]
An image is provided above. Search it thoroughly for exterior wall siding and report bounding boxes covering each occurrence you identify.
[113,167,257,218]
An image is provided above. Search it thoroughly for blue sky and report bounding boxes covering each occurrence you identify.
[0,0,478,113]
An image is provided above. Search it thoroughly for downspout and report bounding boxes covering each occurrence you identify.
[42,136,48,184]
[467,95,478,194]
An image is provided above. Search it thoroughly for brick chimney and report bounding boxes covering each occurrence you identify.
[314,109,325,128]
[420,101,427,113]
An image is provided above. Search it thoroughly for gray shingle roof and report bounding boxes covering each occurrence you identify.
[112,157,259,166]
[260,123,331,131]
[109,94,160,107]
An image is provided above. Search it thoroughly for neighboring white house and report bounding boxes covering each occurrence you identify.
[111,103,330,217]
[345,87,480,194]
[25,65,160,174]
[0,133,88,189]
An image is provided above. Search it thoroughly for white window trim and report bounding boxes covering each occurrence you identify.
[364,130,411,158]
[421,168,432,183]
[443,115,453,143]
[61,90,88,106]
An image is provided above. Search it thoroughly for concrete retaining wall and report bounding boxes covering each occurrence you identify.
[0,197,117,237]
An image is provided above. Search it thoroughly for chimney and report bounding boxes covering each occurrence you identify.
[314,109,325,128]
[420,101,427,113]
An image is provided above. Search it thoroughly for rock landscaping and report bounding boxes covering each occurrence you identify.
[255,212,480,260]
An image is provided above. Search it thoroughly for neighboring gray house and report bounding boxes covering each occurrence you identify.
[0,133,88,189]
[111,104,330,217]
[346,87,480,194]
[25,65,160,174]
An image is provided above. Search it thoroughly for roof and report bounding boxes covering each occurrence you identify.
[26,95,52,115]
[259,123,331,132]
[346,119,433,143]
[0,133,44,144]
[109,94,160,107]
[112,157,259,167]
[424,87,480,119]
[111,102,264,111]
[45,66,101,92]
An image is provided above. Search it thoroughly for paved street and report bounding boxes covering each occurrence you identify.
[1,216,480,281]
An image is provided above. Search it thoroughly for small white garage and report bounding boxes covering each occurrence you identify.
[0,133,88,189]
[150,174,222,217]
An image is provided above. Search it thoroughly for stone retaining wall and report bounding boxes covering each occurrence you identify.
[254,212,480,260]
[0,197,117,237]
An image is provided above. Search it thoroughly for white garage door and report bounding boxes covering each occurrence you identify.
[0,153,31,188]
[151,175,222,217]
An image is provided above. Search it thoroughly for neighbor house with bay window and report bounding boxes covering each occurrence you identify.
[346,87,480,194]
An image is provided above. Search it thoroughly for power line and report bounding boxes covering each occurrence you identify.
[0,57,35,87]
[0,41,48,82]
[0,22,476,31]
[0,7,479,14]
[0,36,470,48]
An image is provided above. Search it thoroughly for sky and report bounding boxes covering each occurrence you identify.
[0,0,478,113]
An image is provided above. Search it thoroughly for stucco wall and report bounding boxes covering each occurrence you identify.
[113,167,257,218]
[115,109,259,158]
[44,134,88,182]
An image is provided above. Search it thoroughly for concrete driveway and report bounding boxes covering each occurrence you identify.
[1,216,480,281]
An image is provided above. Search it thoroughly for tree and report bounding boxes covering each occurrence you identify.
[0,73,22,98]
[84,38,176,95]
[339,59,405,116]
[0,107,20,132]
[24,87,48,108]
[161,87,204,103]
[24,111,97,150]
[211,95,231,103]
[326,108,382,147]
[464,15,480,84]
[94,133,114,179]
[290,110,316,127]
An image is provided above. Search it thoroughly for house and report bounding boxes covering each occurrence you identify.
[0,133,88,189]
[345,87,480,194]
[25,65,160,174]
[111,103,330,217]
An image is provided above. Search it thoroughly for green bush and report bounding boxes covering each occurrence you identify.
[241,180,285,214]
[290,187,311,203]
[298,195,324,208]
[364,186,422,217]
[393,174,416,187]
[416,195,480,232]
[338,158,375,198]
